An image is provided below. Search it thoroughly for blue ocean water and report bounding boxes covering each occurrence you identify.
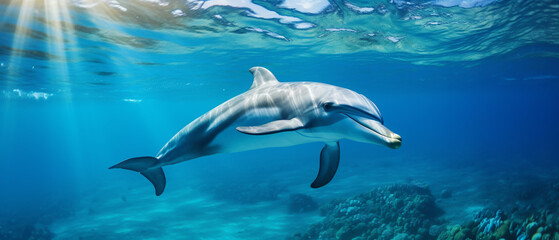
[1,0,559,239]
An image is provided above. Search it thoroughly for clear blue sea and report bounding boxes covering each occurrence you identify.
[1,0,559,239]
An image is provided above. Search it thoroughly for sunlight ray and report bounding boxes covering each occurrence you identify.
[7,0,36,80]
[43,0,88,189]
[2,0,38,163]
[43,0,74,100]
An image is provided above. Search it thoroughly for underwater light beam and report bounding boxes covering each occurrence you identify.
[43,0,77,101]
[6,0,37,80]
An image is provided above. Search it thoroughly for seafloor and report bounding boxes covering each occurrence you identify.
[1,153,557,240]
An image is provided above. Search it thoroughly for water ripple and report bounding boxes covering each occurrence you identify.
[0,0,557,65]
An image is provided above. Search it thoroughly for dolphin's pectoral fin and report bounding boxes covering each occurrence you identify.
[236,118,303,135]
[311,142,340,188]
[109,157,166,196]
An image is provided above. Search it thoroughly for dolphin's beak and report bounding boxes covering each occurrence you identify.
[326,103,401,149]
[389,132,402,149]
[345,114,402,149]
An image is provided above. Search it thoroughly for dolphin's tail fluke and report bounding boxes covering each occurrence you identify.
[109,157,166,196]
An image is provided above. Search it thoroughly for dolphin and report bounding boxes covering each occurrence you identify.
[110,67,401,196]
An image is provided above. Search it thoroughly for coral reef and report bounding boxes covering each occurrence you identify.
[289,184,443,240]
[437,209,559,240]
[287,194,319,213]
[476,209,504,235]
[289,181,559,240]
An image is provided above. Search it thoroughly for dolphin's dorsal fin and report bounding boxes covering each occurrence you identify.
[249,67,279,89]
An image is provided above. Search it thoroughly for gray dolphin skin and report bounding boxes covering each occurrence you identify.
[110,67,401,196]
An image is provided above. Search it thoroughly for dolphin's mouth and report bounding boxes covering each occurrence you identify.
[344,114,402,149]
[325,103,384,124]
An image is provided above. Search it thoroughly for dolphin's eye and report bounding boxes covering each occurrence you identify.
[323,102,334,111]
